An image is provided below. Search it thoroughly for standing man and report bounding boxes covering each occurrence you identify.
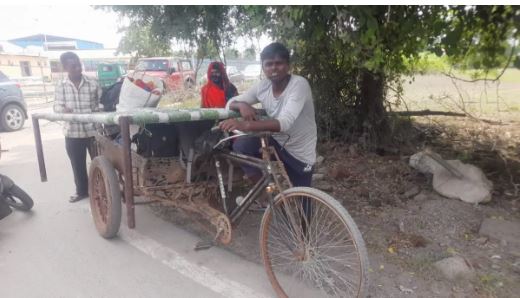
[54,52,101,202]
[219,42,317,188]
[201,61,238,108]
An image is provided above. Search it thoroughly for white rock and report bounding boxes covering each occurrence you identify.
[434,256,475,281]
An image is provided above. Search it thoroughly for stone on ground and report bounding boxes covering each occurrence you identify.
[434,256,475,281]
[479,218,520,249]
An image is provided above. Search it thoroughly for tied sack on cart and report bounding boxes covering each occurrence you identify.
[117,73,164,111]
[118,73,183,158]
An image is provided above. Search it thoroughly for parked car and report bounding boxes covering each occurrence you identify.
[198,65,245,86]
[133,57,195,91]
[0,71,27,131]
[243,64,263,81]
[97,63,127,89]
[226,66,244,85]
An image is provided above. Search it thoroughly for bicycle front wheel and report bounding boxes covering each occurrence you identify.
[259,187,369,298]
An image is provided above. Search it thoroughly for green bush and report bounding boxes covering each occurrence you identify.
[405,52,451,74]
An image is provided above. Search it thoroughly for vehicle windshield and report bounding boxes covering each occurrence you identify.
[135,59,169,72]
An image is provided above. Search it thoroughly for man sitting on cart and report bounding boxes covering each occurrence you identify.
[219,42,317,190]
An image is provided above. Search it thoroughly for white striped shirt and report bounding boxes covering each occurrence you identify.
[53,75,101,138]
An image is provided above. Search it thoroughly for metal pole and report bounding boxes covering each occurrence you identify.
[32,116,47,182]
[119,116,135,228]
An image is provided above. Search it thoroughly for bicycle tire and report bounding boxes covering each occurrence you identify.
[259,187,369,298]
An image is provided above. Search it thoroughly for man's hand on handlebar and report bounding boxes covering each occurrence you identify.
[230,102,257,121]
[218,119,249,133]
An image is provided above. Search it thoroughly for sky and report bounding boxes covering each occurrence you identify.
[0,5,125,49]
[0,5,271,53]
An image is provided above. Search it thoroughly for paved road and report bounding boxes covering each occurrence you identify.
[0,107,276,298]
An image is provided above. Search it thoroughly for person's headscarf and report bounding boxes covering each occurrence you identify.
[201,61,237,108]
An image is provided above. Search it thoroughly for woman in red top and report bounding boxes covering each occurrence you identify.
[201,62,238,108]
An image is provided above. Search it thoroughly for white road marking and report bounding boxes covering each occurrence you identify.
[80,205,272,298]
[119,226,272,298]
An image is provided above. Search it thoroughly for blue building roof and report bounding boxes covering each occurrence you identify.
[8,34,103,50]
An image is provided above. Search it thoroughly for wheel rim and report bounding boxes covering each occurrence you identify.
[5,108,23,130]
[261,192,365,298]
[91,167,108,225]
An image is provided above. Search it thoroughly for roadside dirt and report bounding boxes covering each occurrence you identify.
[151,116,520,298]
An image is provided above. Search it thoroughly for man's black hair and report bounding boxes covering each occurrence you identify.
[60,51,80,66]
[260,42,290,63]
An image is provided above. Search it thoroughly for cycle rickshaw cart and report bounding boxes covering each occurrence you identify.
[32,108,369,298]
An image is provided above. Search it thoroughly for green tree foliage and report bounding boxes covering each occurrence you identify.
[224,48,240,59]
[116,24,173,62]
[111,6,241,61]
[255,6,519,145]
[243,46,256,60]
[108,5,519,146]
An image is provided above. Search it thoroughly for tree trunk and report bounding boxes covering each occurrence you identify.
[357,69,390,146]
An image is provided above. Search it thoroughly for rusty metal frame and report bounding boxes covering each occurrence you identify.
[119,116,136,229]
[32,117,47,182]
[31,114,290,242]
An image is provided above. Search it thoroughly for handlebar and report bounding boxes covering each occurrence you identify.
[211,127,250,149]
[210,111,290,149]
[211,125,245,135]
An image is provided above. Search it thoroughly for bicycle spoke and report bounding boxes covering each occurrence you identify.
[261,190,367,298]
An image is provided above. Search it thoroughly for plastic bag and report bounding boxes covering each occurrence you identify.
[117,73,164,111]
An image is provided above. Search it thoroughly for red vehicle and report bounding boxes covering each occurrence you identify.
[133,57,195,91]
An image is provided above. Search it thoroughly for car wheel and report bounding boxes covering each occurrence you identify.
[1,104,25,132]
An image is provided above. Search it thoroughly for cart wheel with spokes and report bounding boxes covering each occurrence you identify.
[88,156,122,239]
[259,187,369,298]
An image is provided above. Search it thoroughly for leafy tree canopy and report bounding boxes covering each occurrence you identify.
[116,23,173,60]
[108,5,520,145]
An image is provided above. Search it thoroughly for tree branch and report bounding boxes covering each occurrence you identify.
[441,44,516,83]
[391,109,503,125]
[392,109,466,117]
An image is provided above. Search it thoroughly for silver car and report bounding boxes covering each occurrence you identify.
[0,71,27,131]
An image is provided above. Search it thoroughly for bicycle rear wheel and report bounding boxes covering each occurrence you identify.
[259,187,369,298]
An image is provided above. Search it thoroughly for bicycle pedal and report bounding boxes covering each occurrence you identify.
[194,240,214,251]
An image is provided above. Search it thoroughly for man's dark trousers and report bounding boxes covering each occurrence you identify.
[65,137,95,196]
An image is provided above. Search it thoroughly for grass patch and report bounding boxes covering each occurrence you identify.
[156,80,257,110]
[158,89,200,109]
[476,273,503,295]
[496,68,520,83]
[389,68,520,119]
[407,256,437,274]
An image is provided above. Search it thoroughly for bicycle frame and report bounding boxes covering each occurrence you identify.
[212,133,293,225]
